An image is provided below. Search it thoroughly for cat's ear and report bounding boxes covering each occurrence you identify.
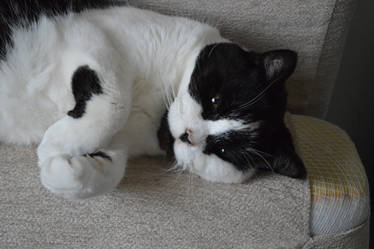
[271,144,306,179]
[270,127,306,179]
[260,50,297,82]
[256,127,306,179]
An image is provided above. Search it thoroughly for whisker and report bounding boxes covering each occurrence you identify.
[208,43,219,58]
[248,149,274,172]
[171,83,177,100]
[242,152,255,169]
[235,77,281,112]
[167,160,182,173]
[240,152,262,181]
[251,148,272,157]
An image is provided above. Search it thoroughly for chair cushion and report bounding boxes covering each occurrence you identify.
[0,140,311,248]
[288,114,370,235]
[0,114,369,248]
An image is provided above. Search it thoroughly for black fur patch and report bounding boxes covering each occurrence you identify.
[0,0,119,60]
[204,125,306,179]
[86,151,112,161]
[188,43,305,179]
[188,43,294,122]
[68,65,103,118]
[157,110,175,157]
[158,43,306,179]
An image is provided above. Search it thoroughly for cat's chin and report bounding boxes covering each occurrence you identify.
[174,141,255,183]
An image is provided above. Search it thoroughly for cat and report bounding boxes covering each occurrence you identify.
[0,1,306,199]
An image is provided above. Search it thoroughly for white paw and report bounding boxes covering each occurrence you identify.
[36,116,114,165]
[39,151,126,199]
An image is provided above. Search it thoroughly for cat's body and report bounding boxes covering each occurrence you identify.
[0,6,222,153]
[0,2,305,199]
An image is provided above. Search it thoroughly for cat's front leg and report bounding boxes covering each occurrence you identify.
[37,116,128,199]
[39,132,128,199]
[37,97,127,165]
[37,64,131,199]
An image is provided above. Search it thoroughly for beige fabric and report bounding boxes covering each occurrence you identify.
[123,0,357,117]
[0,143,310,249]
[1,114,371,248]
[291,114,370,235]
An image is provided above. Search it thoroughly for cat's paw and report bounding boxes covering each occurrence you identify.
[39,151,126,199]
[36,115,118,166]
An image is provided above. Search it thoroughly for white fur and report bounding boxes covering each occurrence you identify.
[168,89,255,183]
[0,6,250,199]
[173,139,255,183]
[168,93,249,143]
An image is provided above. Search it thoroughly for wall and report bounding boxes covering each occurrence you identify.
[326,0,373,244]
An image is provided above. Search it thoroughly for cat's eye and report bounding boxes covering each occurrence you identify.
[211,95,221,110]
[221,148,225,153]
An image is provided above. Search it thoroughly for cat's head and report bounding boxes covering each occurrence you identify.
[158,43,306,183]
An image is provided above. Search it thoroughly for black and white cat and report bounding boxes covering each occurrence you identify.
[0,1,306,199]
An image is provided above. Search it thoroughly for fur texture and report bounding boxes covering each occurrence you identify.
[0,3,305,199]
[165,44,306,182]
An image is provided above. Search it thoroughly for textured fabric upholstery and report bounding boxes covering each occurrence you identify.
[302,220,370,249]
[0,143,310,249]
[124,0,357,118]
[1,114,370,248]
[287,114,370,235]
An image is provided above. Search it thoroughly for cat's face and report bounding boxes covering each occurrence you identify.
[158,43,306,183]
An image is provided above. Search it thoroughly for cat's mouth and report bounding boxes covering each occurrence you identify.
[157,109,204,165]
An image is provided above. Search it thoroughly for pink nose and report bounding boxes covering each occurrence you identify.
[179,129,193,144]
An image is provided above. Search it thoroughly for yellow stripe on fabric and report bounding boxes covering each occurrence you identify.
[287,114,368,202]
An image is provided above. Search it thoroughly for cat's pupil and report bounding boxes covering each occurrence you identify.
[221,148,225,153]
[211,95,220,110]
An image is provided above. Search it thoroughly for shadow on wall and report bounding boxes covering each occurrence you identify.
[326,0,374,246]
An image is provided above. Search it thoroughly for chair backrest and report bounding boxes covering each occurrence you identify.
[125,0,357,118]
